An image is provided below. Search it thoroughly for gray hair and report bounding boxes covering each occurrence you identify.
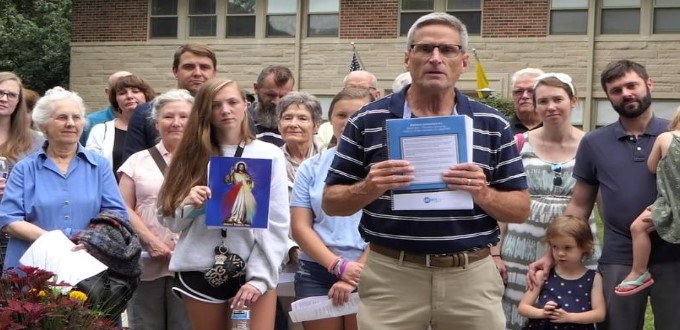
[32,87,87,126]
[343,70,378,88]
[511,68,545,86]
[276,91,323,125]
[392,72,412,93]
[150,89,194,122]
[406,12,469,53]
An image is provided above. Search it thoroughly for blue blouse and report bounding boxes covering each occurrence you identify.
[290,147,366,262]
[0,143,128,269]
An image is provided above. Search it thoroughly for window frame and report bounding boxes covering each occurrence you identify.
[652,0,680,34]
[149,0,179,39]
[265,0,298,38]
[398,0,483,37]
[225,0,257,38]
[599,0,641,35]
[445,0,482,36]
[187,0,217,37]
[306,0,339,37]
[549,0,589,35]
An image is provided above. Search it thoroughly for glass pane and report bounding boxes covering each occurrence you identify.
[228,0,255,14]
[655,0,680,6]
[401,0,434,10]
[151,0,177,15]
[308,14,338,36]
[189,16,217,36]
[189,0,215,15]
[310,0,339,13]
[227,15,256,36]
[449,11,481,34]
[551,0,588,9]
[268,0,296,14]
[400,12,429,36]
[267,15,296,37]
[601,9,640,34]
[447,0,481,10]
[602,0,640,7]
[654,8,680,33]
[150,17,177,38]
[550,10,588,34]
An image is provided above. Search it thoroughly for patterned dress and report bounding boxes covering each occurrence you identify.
[524,269,597,330]
[651,134,680,243]
[501,136,601,330]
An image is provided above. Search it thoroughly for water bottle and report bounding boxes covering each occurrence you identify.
[0,156,8,181]
[231,307,250,330]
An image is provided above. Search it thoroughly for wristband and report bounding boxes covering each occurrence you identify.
[328,257,342,273]
[491,254,501,257]
[337,260,349,279]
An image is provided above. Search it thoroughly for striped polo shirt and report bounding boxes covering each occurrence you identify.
[326,85,527,254]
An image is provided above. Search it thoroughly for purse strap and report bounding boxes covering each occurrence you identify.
[147,145,167,177]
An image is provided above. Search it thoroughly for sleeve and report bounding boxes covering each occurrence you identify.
[159,205,202,233]
[85,123,106,155]
[246,149,291,293]
[117,150,140,180]
[290,158,313,209]
[325,114,369,186]
[489,117,528,190]
[124,105,153,160]
[572,135,598,186]
[98,158,129,220]
[0,162,28,228]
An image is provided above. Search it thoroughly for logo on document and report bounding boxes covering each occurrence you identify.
[423,196,442,204]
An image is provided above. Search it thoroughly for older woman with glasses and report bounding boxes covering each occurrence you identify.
[496,73,600,330]
[0,86,127,271]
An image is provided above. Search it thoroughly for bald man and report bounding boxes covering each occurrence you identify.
[344,70,381,99]
[80,70,132,144]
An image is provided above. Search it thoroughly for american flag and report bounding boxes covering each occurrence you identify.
[350,51,362,72]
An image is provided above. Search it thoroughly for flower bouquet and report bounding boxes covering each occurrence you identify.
[0,266,120,330]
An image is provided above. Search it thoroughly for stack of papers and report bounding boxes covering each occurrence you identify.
[19,230,108,286]
[288,293,359,323]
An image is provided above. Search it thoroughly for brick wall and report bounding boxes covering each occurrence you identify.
[71,0,148,42]
[483,0,549,37]
[340,0,399,39]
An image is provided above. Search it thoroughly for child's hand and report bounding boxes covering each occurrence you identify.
[547,308,572,323]
[542,300,560,318]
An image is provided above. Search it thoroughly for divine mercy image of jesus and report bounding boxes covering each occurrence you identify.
[221,161,257,226]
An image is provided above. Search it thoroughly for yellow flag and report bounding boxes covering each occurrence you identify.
[475,51,489,98]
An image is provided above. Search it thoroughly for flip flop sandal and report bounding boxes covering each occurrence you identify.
[614,271,654,296]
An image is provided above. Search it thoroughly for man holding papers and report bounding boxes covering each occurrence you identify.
[322,12,529,330]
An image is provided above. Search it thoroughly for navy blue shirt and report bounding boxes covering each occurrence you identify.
[573,116,680,265]
[123,102,155,161]
[326,85,527,254]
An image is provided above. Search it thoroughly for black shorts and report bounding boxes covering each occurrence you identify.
[173,271,246,304]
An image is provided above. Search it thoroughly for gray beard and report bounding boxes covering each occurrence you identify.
[255,102,278,128]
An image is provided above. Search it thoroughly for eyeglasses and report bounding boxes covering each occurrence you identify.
[534,72,576,96]
[551,164,563,186]
[512,88,534,97]
[0,89,19,101]
[409,44,463,57]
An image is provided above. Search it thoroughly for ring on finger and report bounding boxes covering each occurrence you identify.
[466,178,472,186]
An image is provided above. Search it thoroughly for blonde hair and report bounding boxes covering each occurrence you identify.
[158,79,253,216]
[545,215,594,258]
[669,106,680,131]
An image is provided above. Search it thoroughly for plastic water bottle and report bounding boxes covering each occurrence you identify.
[231,307,250,330]
[0,157,8,181]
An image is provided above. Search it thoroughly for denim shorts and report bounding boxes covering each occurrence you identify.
[294,260,340,299]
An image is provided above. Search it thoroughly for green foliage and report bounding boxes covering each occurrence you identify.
[476,96,515,117]
[0,0,71,94]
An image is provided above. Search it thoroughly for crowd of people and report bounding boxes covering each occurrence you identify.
[0,11,678,330]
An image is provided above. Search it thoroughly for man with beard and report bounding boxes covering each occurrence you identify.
[123,43,217,159]
[508,68,544,133]
[248,65,295,147]
[529,59,680,330]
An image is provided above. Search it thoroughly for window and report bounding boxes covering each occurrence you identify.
[267,0,297,37]
[653,0,680,33]
[400,0,434,36]
[150,0,178,38]
[189,0,216,36]
[226,0,256,37]
[550,0,588,34]
[308,0,339,37]
[601,0,640,34]
[446,0,482,35]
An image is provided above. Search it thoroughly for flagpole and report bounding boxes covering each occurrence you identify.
[351,42,365,70]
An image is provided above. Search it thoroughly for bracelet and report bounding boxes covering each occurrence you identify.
[337,260,350,279]
[327,257,342,273]
[333,258,344,276]
[491,254,501,257]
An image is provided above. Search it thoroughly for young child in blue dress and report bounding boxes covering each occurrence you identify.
[519,215,606,329]
[615,106,680,296]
